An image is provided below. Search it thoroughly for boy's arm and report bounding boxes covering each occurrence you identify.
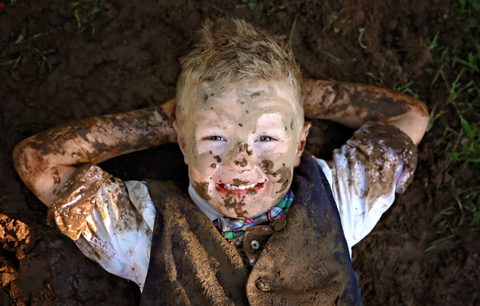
[13,99,177,207]
[302,79,429,145]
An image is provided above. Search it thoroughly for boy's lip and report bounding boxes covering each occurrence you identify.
[216,182,265,195]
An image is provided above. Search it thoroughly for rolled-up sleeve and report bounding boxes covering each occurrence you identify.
[48,164,155,291]
[314,121,417,254]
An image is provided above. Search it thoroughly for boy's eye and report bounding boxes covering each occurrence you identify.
[258,136,273,142]
[207,136,225,141]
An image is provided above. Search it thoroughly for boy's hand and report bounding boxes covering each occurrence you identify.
[302,79,429,145]
[13,99,178,207]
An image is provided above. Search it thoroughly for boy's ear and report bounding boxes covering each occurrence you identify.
[294,121,311,167]
[173,121,189,165]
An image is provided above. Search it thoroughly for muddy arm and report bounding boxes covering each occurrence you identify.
[12,99,177,207]
[302,79,429,145]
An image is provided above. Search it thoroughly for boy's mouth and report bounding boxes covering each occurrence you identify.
[217,182,264,193]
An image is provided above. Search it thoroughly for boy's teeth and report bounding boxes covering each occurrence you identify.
[223,183,257,190]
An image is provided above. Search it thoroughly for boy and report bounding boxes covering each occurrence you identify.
[13,19,428,305]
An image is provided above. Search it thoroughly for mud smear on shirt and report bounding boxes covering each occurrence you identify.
[349,122,417,208]
[193,182,211,201]
[53,164,111,209]
[49,164,112,239]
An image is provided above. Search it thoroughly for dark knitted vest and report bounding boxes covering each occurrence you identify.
[140,156,362,305]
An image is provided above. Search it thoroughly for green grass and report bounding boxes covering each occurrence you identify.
[425,0,480,251]
[287,17,297,49]
[236,0,257,10]
[67,0,100,32]
[395,82,420,99]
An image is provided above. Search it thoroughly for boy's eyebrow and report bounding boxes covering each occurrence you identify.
[249,90,266,97]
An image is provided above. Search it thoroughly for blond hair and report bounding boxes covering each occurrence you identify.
[175,18,303,128]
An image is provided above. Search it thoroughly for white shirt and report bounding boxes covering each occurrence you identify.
[55,122,416,291]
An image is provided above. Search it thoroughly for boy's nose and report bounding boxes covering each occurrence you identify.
[225,143,254,172]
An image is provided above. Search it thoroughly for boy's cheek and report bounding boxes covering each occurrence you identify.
[189,157,218,179]
[255,142,291,157]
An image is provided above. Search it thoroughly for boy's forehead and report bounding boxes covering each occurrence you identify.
[188,80,298,115]
[185,82,295,131]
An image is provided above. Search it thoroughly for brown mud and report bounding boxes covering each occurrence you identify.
[224,194,247,217]
[193,182,211,201]
[1,0,478,305]
[233,178,249,185]
[274,163,292,194]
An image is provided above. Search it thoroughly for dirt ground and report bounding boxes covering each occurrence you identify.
[1,0,479,305]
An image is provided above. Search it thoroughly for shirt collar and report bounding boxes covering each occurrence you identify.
[188,184,224,221]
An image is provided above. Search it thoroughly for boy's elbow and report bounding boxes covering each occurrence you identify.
[389,110,429,146]
[13,140,34,189]
[411,101,429,145]
[12,139,45,198]
[414,110,429,145]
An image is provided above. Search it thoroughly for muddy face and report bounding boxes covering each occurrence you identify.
[175,80,309,218]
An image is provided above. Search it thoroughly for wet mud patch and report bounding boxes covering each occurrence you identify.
[193,182,211,201]
[275,163,292,194]
[238,142,253,156]
[233,178,249,185]
[261,159,275,176]
[234,157,248,167]
[261,160,292,193]
[224,194,247,218]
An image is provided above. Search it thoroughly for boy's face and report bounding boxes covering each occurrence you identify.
[175,80,310,219]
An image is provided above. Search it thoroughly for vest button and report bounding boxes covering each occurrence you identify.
[256,278,272,292]
[251,240,260,250]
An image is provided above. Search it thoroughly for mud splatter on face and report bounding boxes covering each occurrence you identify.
[261,160,292,193]
[275,163,292,194]
[233,178,249,185]
[235,157,248,167]
[193,182,211,201]
[238,142,253,156]
[181,80,302,219]
[262,159,275,176]
[224,194,247,217]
